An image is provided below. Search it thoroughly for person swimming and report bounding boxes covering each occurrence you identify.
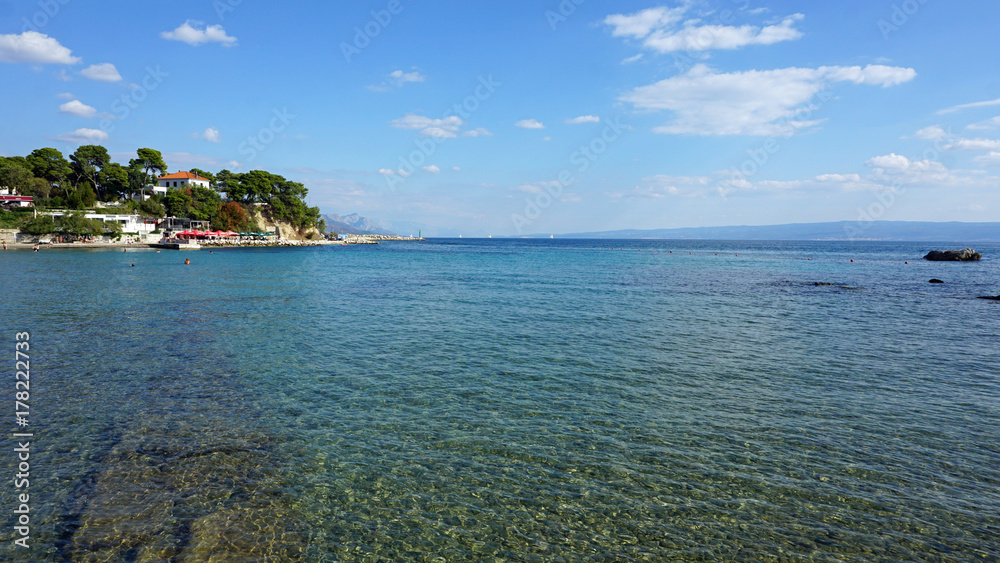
[184,258,191,265]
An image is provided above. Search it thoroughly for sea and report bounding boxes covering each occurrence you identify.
[1,239,998,561]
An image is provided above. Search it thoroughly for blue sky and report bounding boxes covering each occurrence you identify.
[1,0,998,236]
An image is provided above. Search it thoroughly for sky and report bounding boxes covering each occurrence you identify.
[1,0,998,236]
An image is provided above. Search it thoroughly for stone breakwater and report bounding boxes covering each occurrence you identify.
[342,235,427,243]
[199,239,337,248]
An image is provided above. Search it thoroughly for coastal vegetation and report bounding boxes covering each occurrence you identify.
[1,146,323,236]
[20,213,122,238]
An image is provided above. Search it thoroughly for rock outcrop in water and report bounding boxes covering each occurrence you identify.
[929,279,945,284]
[978,295,1000,301]
[924,248,982,261]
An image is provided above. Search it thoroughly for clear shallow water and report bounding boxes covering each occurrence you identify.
[1,239,998,561]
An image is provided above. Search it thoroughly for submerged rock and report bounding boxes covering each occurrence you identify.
[929,279,945,284]
[924,248,982,261]
[978,295,1000,301]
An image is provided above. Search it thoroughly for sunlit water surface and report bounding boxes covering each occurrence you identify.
[1,239,998,561]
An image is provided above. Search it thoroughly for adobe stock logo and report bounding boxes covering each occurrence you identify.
[340,0,405,63]
[20,0,70,33]
[238,108,296,164]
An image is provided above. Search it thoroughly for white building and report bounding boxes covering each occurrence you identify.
[132,185,168,202]
[46,213,158,235]
[157,171,211,190]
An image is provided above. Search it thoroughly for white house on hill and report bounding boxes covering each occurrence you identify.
[157,171,211,190]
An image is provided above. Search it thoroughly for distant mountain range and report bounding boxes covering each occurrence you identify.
[322,213,396,236]
[543,221,1000,242]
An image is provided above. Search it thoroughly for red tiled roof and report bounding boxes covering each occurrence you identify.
[158,171,210,182]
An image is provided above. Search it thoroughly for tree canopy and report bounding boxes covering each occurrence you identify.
[129,148,167,188]
[70,145,111,200]
[6,145,325,234]
[26,148,73,197]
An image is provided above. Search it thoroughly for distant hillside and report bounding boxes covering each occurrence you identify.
[322,213,395,236]
[551,221,1000,242]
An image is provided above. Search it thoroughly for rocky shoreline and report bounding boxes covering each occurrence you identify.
[3,236,427,250]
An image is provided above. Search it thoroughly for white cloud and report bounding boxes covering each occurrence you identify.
[58,100,97,118]
[422,165,441,173]
[56,92,74,100]
[452,166,461,171]
[635,174,711,198]
[161,20,237,47]
[391,114,463,138]
[937,98,1000,115]
[80,63,122,82]
[369,69,426,91]
[462,127,493,137]
[55,128,109,143]
[192,127,221,143]
[389,70,425,85]
[0,31,80,64]
[866,153,946,172]
[945,138,1000,151]
[622,63,916,136]
[914,125,947,140]
[622,54,644,65]
[514,184,544,194]
[645,15,805,53]
[605,7,804,53]
[622,149,999,200]
[516,119,545,129]
[605,7,686,39]
[815,173,862,183]
[966,116,1000,131]
[567,115,600,124]
[973,152,1000,165]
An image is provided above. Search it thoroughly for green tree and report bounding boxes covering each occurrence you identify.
[20,215,57,235]
[69,183,98,209]
[101,162,130,200]
[122,164,149,202]
[129,148,167,187]
[57,213,107,237]
[236,170,274,204]
[217,170,244,202]
[70,145,111,200]
[25,177,52,200]
[164,187,194,218]
[189,186,222,221]
[189,168,216,185]
[0,159,35,195]
[213,201,251,231]
[25,148,73,197]
[138,198,165,217]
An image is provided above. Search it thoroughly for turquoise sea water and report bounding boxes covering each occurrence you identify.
[1,239,998,561]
